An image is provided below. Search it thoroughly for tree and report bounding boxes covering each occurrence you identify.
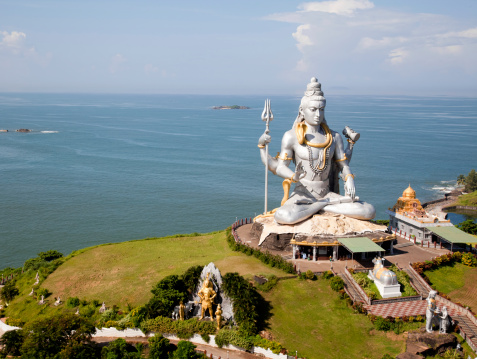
[0,329,24,357]
[457,219,477,235]
[148,334,171,359]
[21,313,96,359]
[457,174,466,186]
[38,250,63,261]
[101,338,140,359]
[465,169,477,192]
[0,280,19,303]
[146,275,187,318]
[172,340,203,359]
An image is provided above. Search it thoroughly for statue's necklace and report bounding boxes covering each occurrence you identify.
[304,124,333,177]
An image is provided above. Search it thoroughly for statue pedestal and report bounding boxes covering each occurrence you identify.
[373,280,402,299]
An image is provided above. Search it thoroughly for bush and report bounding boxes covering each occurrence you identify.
[256,275,278,292]
[252,335,284,354]
[148,334,172,359]
[330,276,344,292]
[462,252,477,267]
[215,328,253,350]
[0,280,19,303]
[38,250,63,262]
[66,297,81,308]
[322,270,334,280]
[36,287,51,300]
[305,270,316,280]
[374,317,392,331]
[5,318,24,327]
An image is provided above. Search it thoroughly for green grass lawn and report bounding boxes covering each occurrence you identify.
[455,191,477,207]
[261,278,404,359]
[4,231,408,358]
[424,263,470,293]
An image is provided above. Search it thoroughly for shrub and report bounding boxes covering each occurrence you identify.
[66,297,81,308]
[374,317,392,331]
[79,304,96,317]
[256,275,279,292]
[148,334,172,359]
[38,250,63,262]
[462,252,477,267]
[36,287,51,300]
[0,280,19,303]
[5,318,24,327]
[330,276,344,292]
[305,270,316,280]
[215,328,253,350]
[252,335,284,354]
[322,270,334,280]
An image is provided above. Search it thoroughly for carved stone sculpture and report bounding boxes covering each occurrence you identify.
[258,77,375,224]
[368,257,401,298]
[439,306,450,333]
[198,273,216,320]
[426,290,438,333]
[54,296,61,306]
[179,301,185,321]
[215,304,223,329]
[99,302,107,314]
[38,295,45,305]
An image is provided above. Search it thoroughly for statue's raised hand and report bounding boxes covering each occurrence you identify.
[258,131,271,147]
[344,176,356,200]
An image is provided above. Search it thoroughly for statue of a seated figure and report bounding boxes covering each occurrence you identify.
[258,77,375,225]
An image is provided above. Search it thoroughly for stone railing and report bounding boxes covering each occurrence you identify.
[231,217,253,243]
[343,267,371,305]
[370,296,422,306]
[407,264,433,294]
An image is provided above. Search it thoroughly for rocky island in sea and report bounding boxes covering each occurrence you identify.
[212,105,250,110]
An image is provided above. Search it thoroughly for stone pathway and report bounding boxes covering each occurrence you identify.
[366,299,462,318]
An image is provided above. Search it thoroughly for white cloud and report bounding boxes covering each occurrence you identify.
[266,1,477,91]
[0,31,36,57]
[292,24,313,52]
[109,54,127,74]
[299,0,374,16]
[387,47,408,65]
[144,63,158,74]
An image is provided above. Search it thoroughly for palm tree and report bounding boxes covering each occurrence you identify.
[457,174,465,186]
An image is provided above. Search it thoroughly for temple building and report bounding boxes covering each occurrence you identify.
[386,185,453,242]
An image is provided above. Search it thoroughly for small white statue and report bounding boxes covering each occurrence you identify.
[29,288,34,296]
[426,290,438,333]
[39,295,45,305]
[75,308,80,315]
[99,302,107,313]
[439,306,450,333]
[54,296,61,306]
[34,272,40,285]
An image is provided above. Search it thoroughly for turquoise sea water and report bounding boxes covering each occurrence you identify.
[1,93,476,268]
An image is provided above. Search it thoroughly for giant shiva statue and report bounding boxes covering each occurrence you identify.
[258,77,375,225]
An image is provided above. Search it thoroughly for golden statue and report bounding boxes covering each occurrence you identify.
[179,300,185,321]
[198,273,217,320]
[215,304,223,329]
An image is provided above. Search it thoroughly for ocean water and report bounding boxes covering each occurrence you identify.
[1,93,476,268]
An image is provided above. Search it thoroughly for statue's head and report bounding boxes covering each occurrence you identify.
[298,77,326,126]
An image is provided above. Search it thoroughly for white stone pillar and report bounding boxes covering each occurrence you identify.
[292,245,296,259]
[333,245,338,261]
[313,246,317,261]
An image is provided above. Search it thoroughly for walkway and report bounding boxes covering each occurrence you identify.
[366,299,462,318]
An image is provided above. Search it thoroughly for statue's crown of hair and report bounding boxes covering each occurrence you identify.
[304,77,324,97]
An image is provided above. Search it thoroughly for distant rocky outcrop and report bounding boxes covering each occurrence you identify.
[16,129,32,132]
[212,105,250,110]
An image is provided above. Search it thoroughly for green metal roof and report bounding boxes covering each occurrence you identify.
[338,237,385,253]
[425,226,477,244]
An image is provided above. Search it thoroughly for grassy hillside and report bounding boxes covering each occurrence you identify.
[425,262,477,311]
[4,230,406,358]
[455,191,477,207]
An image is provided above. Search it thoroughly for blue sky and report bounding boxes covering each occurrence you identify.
[1,0,476,95]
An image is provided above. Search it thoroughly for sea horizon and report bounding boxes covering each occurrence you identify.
[1,93,476,268]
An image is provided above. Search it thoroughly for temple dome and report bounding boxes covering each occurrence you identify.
[402,184,416,199]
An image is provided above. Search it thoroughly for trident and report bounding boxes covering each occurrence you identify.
[261,99,273,214]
